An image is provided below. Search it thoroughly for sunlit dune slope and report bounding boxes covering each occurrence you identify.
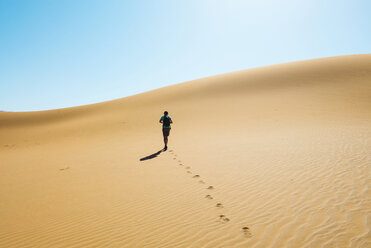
[1,54,370,248]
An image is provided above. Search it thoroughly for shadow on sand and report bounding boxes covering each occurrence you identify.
[140,149,165,161]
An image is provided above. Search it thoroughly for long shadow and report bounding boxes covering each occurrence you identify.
[140,149,164,161]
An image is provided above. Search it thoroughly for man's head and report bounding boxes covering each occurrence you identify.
[164,111,168,116]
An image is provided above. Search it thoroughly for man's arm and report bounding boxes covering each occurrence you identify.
[159,118,163,123]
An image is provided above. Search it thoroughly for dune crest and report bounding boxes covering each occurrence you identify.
[1,54,370,247]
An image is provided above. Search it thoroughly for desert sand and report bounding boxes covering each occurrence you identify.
[1,54,370,247]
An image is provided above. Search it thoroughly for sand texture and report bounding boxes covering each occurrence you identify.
[1,54,371,247]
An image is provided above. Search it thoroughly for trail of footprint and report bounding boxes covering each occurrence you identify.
[170,151,241,229]
[59,167,70,171]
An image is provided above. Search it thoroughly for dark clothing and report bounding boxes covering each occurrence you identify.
[162,127,170,137]
[160,115,172,128]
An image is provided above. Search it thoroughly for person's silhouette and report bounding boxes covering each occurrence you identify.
[159,111,173,150]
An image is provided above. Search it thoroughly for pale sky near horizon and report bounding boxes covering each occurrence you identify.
[0,0,370,112]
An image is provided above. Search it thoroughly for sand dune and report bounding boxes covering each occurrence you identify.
[1,54,370,247]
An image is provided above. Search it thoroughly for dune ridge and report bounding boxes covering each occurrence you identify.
[1,54,370,247]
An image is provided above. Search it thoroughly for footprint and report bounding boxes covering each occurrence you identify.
[3,144,16,148]
[187,171,192,174]
[185,166,191,169]
[59,167,70,171]
[242,227,252,237]
[199,180,205,184]
[173,158,176,160]
[179,163,183,166]
[205,195,213,199]
[192,175,200,178]
[216,203,223,208]
[207,186,214,190]
[219,215,230,222]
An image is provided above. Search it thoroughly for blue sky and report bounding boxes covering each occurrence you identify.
[0,0,370,111]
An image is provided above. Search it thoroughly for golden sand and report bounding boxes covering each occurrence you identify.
[1,54,370,247]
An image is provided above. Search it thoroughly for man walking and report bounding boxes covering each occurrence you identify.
[159,111,173,150]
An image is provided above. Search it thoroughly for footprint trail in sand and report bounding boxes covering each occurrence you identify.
[168,149,250,235]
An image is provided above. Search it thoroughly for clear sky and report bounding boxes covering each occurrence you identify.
[1,0,370,111]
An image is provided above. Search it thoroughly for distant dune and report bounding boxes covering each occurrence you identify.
[1,54,370,247]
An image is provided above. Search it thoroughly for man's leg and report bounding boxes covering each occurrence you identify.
[163,136,168,150]
[163,128,169,149]
[162,129,166,147]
